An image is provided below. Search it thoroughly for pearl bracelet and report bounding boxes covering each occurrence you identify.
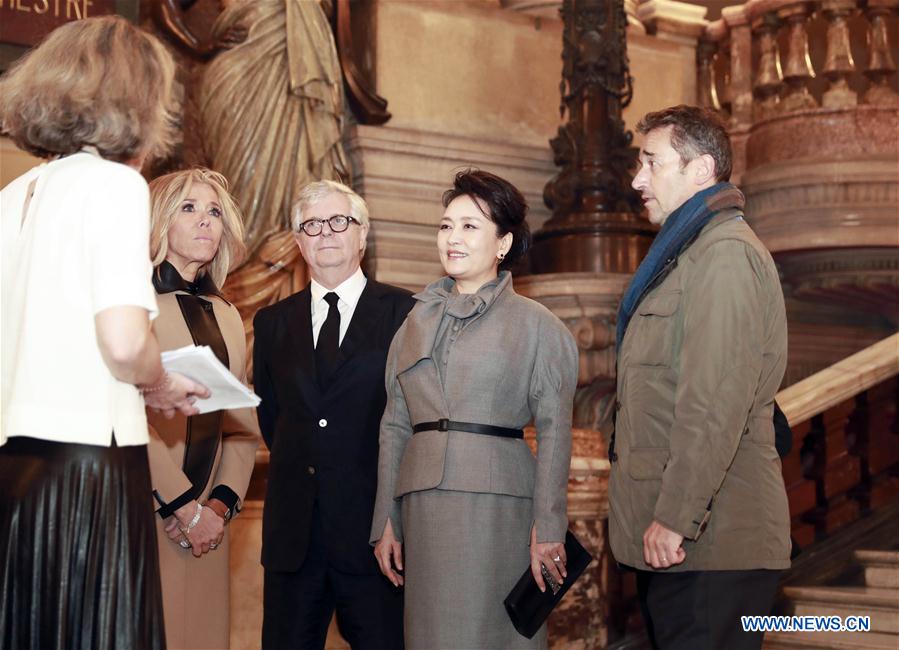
[140,372,170,395]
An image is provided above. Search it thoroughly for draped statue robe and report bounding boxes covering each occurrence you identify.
[200,0,349,257]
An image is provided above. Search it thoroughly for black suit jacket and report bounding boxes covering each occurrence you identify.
[254,278,415,574]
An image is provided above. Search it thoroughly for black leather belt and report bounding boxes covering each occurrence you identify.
[412,419,524,439]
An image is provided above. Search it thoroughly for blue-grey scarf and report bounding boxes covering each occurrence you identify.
[615,182,745,352]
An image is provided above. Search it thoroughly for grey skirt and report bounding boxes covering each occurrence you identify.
[401,489,546,650]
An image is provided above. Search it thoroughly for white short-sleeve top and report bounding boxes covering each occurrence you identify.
[1,150,159,447]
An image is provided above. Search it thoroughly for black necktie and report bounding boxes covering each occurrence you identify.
[315,292,340,388]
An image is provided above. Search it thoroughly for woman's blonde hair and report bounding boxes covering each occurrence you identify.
[149,168,247,287]
[0,15,178,163]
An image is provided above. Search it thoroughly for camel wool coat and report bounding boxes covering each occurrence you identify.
[146,271,260,650]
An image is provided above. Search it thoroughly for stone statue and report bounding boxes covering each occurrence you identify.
[153,0,352,351]
[155,0,348,255]
[199,0,349,256]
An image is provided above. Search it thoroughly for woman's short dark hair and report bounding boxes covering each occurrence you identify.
[636,105,732,182]
[442,169,530,271]
[0,16,178,163]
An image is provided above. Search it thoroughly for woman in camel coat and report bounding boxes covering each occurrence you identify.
[147,168,260,649]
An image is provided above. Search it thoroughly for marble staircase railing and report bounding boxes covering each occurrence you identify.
[775,332,899,546]
[778,332,899,426]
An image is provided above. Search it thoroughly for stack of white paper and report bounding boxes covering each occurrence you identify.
[161,345,261,415]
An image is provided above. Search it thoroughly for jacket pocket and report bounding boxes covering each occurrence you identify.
[394,431,447,498]
[637,290,681,317]
[628,290,682,367]
[627,447,669,481]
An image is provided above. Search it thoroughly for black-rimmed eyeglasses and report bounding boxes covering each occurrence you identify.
[296,214,360,237]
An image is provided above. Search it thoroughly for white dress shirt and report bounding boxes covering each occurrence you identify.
[310,267,367,347]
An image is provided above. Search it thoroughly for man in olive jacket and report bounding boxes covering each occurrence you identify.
[609,106,790,650]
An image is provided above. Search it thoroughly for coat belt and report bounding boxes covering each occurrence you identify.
[412,419,523,439]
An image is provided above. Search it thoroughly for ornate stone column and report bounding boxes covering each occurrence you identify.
[518,2,656,644]
[530,0,654,274]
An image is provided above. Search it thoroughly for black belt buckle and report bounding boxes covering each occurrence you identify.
[437,418,450,431]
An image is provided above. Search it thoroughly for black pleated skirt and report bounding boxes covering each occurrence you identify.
[0,436,166,650]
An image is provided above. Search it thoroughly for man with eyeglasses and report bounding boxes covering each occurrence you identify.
[254,180,414,649]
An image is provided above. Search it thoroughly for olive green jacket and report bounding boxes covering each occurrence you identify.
[609,210,791,571]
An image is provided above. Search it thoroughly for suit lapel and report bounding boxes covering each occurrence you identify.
[286,288,321,399]
[332,279,385,375]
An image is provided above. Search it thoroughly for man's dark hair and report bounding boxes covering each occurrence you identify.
[442,169,531,271]
[636,105,732,182]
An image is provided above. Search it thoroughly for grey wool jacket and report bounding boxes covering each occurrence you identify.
[370,272,579,545]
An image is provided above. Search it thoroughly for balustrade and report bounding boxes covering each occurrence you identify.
[822,0,858,107]
[698,19,728,113]
[697,0,899,124]
[864,0,899,105]
[778,333,899,544]
[752,11,785,119]
[784,375,899,545]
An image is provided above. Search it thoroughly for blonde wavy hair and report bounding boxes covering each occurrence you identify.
[0,16,178,163]
[149,168,247,287]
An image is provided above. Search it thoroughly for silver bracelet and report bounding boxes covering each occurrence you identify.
[182,502,202,533]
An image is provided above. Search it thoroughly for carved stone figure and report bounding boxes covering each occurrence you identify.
[156,0,348,251]
[153,0,363,351]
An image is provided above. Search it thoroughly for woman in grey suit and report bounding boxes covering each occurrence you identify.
[371,170,579,648]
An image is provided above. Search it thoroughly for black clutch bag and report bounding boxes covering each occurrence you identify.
[503,530,594,639]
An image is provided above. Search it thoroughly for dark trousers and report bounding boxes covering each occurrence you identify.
[636,568,781,650]
[262,506,404,650]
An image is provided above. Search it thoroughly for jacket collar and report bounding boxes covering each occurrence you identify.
[703,207,744,232]
[397,272,512,373]
[153,260,228,303]
[414,271,511,319]
[310,266,367,317]
[287,278,391,399]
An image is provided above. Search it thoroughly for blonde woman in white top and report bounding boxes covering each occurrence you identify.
[0,17,208,650]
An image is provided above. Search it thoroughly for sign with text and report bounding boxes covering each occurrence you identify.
[1,0,121,48]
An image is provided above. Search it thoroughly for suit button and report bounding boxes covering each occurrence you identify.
[307,466,315,475]
[319,419,327,427]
